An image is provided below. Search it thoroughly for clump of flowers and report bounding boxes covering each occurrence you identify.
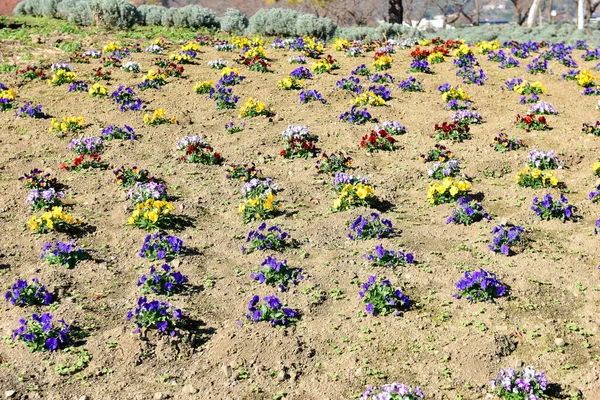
[594,161,600,177]
[582,121,600,136]
[209,59,228,70]
[531,194,574,222]
[144,109,176,126]
[225,121,245,134]
[176,136,222,165]
[240,97,270,118]
[110,86,143,112]
[373,54,393,71]
[352,64,371,76]
[333,182,376,211]
[398,76,424,92]
[420,144,454,162]
[28,207,81,233]
[447,197,491,225]
[245,295,298,327]
[371,73,394,84]
[128,297,182,337]
[360,383,423,400]
[91,67,111,81]
[489,225,524,256]
[299,89,326,104]
[527,149,561,170]
[193,80,213,94]
[348,213,394,240]
[113,166,152,188]
[427,160,462,179]
[490,367,549,400]
[454,269,506,302]
[25,187,64,210]
[509,79,546,95]
[514,166,558,188]
[242,223,290,254]
[451,110,482,125]
[138,69,167,91]
[360,130,396,152]
[590,184,600,203]
[5,278,53,306]
[315,152,352,174]
[226,163,260,182]
[49,116,85,134]
[127,199,175,231]
[47,69,76,86]
[526,56,549,74]
[409,58,431,73]
[12,313,70,352]
[219,67,245,86]
[359,275,409,316]
[16,65,45,81]
[102,124,136,141]
[208,85,238,110]
[68,136,104,155]
[336,76,362,93]
[492,132,525,152]
[15,102,45,118]
[576,69,598,88]
[340,106,372,125]
[241,178,278,199]
[333,172,368,191]
[129,182,166,208]
[127,182,167,205]
[121,61,141,73]
[250,256,303,291]
[238,192,278,224]
[41,240,85,269]
[427,177,471,205]
[139,233,183,261]
[364,244,414,269]
[277,75,303,90]
[433,121,470,142]
[529,101,557,115]
[439,84,470,101]
[515,114,549,131]
[138,264,188,296]
[19,169,58,190]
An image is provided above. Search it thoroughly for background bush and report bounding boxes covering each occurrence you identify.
[137,4,166,26]
[294,13,336,39]
[171,5,217,29]
[219,8,248,34]
[248,8,299,37]
[89,0,138,29]
[10,0,600,46]
[55,0,92,26]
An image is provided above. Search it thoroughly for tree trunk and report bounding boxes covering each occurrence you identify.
[526,0,541,27]
[578,0,585,28]
[475,0,480,25]
[388,0,403,24]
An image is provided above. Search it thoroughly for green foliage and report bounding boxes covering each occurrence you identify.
[337,23,422,42]
[219,8,248,34]
[295,13,335,39]
[56,0,93,26]
[89,0,139,30]
[171,5,218,29]
[248,8,300,37]
[137,4,166,26]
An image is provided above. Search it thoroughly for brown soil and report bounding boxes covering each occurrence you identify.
[1,34,600,400]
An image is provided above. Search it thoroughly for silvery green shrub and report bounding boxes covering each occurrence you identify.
[248,8,299,36]
[171,5,218,29]
[161,7,176,27]
[56,0,93,26]
[88,0,138,30]
[295,13,336,39]
[137,5,166,26]
[13,0,60,16]
[219,8,248,34]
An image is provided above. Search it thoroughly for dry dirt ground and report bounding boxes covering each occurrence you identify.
[1,23,600,400]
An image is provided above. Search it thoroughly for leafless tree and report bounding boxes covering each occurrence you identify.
[432,0,471,26]
[508,0,533,25]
